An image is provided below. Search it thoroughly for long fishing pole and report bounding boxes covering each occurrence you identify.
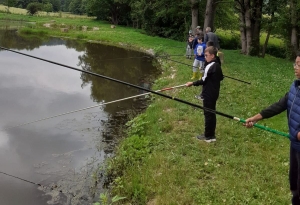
[163,57,251,85]
[0,46,288,138]
[6,84,186,129]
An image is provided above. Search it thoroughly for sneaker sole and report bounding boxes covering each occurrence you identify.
[205,139,216,143]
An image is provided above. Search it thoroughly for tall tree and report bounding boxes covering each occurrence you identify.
[191,0,199,33]
[4,0,17,12]
[235,0,263,56]
[261,0,286,58]
[290,0,299,58]
[203,0,217,31]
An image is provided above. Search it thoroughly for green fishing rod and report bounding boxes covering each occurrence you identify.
[0,46,289,138]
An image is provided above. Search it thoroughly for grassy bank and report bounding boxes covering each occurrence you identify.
[0,12,294,204]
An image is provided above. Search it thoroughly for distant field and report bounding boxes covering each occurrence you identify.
[0,4,92,18]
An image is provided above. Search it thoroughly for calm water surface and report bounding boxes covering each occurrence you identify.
[0,29,160,204]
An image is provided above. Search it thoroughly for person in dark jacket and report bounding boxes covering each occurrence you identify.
[244,51,300,205]
[204,27,220,50]
[195,41,222,100]
[191,32,200,53]
[186,46,224,142]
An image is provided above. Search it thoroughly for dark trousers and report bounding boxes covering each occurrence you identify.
[203,100,216,137]
[290,145,300,205]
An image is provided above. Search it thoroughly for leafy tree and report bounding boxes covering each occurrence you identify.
[49,0,60,11]
[3,0,17,12]
[261,0,287,58]
[43,2,53,12]
[86,0,130,25]
[69,0,86,15]
[26,2,43,15]
[235,0,263,56]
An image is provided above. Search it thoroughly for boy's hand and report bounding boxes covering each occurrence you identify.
[185,82,193,87]
[244,114,263,128]
[297,132,300,141]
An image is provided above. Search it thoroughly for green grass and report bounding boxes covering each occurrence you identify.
[0,12,294,205]
[109,53,293,204]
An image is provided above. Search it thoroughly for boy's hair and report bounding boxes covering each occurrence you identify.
[297,51,300,57]
[205,46,218,56]
[206,41,214,47]
[197,32,204,41]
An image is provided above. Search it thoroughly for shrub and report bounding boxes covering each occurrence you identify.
[217,31,241,50]
[26,2,43,15]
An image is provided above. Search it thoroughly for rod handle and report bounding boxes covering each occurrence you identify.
[235,118,290,138]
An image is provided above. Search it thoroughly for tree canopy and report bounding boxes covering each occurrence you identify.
[1,0,300,58]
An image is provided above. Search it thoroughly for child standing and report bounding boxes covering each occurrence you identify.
[186,30,194,59]
[244,52,300,205]
[186,46,224,142]
[191,34,206,80]
[195,41,222,100]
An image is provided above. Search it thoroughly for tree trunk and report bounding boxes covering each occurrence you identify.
[203,0,217,31]
[290,0,298,59]
[262,12,274,58]
[237,0,247,54]
[250,0,263,56]
[191,0,199,34]
[235,0,263,56]
[244,0,252,55]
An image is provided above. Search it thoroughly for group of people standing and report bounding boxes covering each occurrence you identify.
[184,25,300,205]
[184,25,223,143]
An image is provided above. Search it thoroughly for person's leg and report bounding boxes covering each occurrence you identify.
[186,45,190,58]
[188,45,192,58]
[290,145,300,205]
[204,100,216,138]
[191,60,200,80]
[197,100,216,142]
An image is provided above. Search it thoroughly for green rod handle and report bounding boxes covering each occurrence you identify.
[235,118,290,139]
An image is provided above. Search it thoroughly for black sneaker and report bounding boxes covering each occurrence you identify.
[195,95,204,100]
[196,134,216,143]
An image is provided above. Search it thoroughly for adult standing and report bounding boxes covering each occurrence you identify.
[204,27,220,50]
[195,26,202,33]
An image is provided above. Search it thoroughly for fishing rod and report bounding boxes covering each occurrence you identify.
[0,46,288,138]
[164,57,251,85]
[6,84,186,129]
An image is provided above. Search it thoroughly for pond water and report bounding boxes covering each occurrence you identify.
[0,29,160,204]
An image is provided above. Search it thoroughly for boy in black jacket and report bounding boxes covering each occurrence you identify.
[186,46,224,142]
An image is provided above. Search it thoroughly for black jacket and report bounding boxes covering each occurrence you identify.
[193,59,224,101]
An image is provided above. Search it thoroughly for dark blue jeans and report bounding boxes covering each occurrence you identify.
[290,145,300,205]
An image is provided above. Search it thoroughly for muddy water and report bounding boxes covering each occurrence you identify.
[0,29,160,204]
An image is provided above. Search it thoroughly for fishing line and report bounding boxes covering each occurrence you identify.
[97,56,149,61]
[6,84,186,129]
[163,57,251,85]
[0,170,75,196]
[0,46,288,138]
